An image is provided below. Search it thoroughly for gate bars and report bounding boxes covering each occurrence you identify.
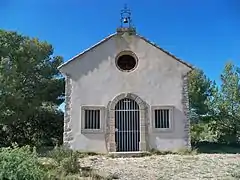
[115,98,140,152]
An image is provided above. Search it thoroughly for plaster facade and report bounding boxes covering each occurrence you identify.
[59,30,192,153]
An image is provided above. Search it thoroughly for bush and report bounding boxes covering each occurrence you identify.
[46,145,74,164]
[41,146,107,179]
[44,146,83,177]
[191,122,218,144]
[0,145,45,180]
[59,151,81,174]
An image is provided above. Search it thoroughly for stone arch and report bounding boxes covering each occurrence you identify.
[109,93,146,110]
[107,93,148,152]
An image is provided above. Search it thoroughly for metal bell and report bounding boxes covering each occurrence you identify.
[123,17,128,23]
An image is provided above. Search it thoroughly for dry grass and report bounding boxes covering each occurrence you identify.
[39,145,240,179]
[81,154,240,180]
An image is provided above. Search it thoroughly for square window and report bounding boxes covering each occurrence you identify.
[84,109,100,129]
[152,106,173,132]
[154,109,170,129]
[81,106,105,134]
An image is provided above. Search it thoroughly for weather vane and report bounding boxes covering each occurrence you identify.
[120,4,133,28]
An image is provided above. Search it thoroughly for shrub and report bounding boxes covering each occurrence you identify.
[45,146,83,177]
[43,146,106,178]
[59,151,81,174]
[0,145,45,180]
[191,122,218,144]
[47,145,74,164]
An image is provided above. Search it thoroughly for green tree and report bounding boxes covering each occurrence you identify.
[0,30,64,147]
[211,61,240,143]
[188,69,216,122]
[188,69,220,143]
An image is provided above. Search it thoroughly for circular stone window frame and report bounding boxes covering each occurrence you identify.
[115,50,138,72]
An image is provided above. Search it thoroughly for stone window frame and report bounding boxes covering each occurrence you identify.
[151,106,174,133]
[81,106,105,134]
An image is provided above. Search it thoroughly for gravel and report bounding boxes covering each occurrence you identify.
[81,154,240,180]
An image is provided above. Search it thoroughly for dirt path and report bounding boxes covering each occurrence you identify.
[81,154,240,180]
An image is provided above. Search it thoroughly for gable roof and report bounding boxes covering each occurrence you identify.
[58,33,194,70]
[137,35,194,69]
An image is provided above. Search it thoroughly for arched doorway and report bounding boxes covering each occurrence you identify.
[115,98,140,152]
[107,93,147,152]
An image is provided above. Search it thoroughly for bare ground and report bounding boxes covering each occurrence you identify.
[81,154,240,180]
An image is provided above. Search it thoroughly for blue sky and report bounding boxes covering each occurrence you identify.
[1,0,239,83]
